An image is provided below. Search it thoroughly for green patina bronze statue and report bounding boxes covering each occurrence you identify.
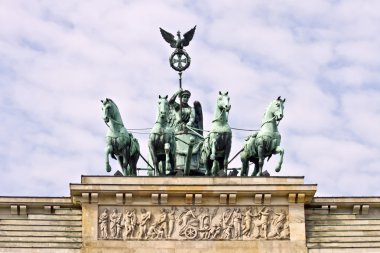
[159,26,196,72]
[240,97,286,176]
[168,88,203,175]
[97,26,288,178]
[201,91,232,176]
[148,95,177,176]
[159,26,196,51]
[101,98,140,176]
[169,88,195,132]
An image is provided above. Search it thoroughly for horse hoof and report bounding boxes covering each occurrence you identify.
[275,166,281,172]
[106,164,112,172]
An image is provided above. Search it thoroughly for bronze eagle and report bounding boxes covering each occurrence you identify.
[159,26,196,50]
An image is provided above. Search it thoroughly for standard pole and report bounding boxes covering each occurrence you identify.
[179,71,183,126]
[179,71,182,89]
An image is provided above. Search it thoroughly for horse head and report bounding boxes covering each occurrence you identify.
[269,96,286,122]
[217,91,231,112]
[157,95,169,122]
[101,98,113,124]
[101,98,123,126]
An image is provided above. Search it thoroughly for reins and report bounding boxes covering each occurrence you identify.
[261,115,281,127]
[212,107,227,123]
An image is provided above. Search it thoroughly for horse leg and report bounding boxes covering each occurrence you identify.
[130,151,139,176]
[219,159,224,176]
[105,145,113,172]
[161,156,166,176]
[274,146,284,172]
[210,136,216,161]
[164,143,170,175]
[148,137,159,176]
[123,148,131,176]
[251,159,259,176]
[117,156,127,175]
[205,158,211,176]
[154,157,160,176]
[257,144,265,176]
[170,151,176,175]
[240,151,248,176]
[126,152,136,176]
[211,159,219,176]
[223,138,232,175]
[129,160,137,176]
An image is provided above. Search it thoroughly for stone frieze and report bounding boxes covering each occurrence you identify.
[98,206,289,241]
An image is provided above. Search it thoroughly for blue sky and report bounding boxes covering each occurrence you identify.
[0,0,380,197]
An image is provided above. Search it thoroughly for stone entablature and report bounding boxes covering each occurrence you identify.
[2,177,380,252]
[70,176,317,205]
[69,176,316,252]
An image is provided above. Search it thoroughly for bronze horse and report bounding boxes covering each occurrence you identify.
[201,92,232,176]
[148,95,176,176]
[240,96,285,176]
[101,98,140,176]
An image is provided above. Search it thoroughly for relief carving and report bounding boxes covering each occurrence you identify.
[98,208,109,239]
[123,209,136,239]
[167,207,177,238]
[138,208,151,239]
[109,208,122,239]
[98,206,289,241]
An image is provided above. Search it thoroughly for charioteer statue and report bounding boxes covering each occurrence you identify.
[169,88,195,132]
[168,88,203,174]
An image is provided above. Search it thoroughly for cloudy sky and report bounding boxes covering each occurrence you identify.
[1,0,380,197]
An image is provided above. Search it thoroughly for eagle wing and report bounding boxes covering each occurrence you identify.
[159,27,176,48]
[182,25,196,47]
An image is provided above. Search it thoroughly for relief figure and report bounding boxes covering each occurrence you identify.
[157,208,168,238]
[98,208,109,239]
[242,207,254,237]
[147,222,159,239]
[220,207,233,239]
[210,220,222,239]
[138,208,151,239]
[168,207,177,238]
[268,209,288,239]
[123,209,136,239]
[232,208,242,239]
[109,209,122,239]
[252,207,270,239]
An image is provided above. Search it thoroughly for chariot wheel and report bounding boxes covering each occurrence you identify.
[185,227,198,239]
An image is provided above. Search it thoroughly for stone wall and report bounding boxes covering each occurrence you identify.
[0,197,81,253]
[306,197,380,253]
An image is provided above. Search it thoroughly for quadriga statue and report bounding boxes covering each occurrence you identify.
[240,96,285,176]
[101,98,140,176]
